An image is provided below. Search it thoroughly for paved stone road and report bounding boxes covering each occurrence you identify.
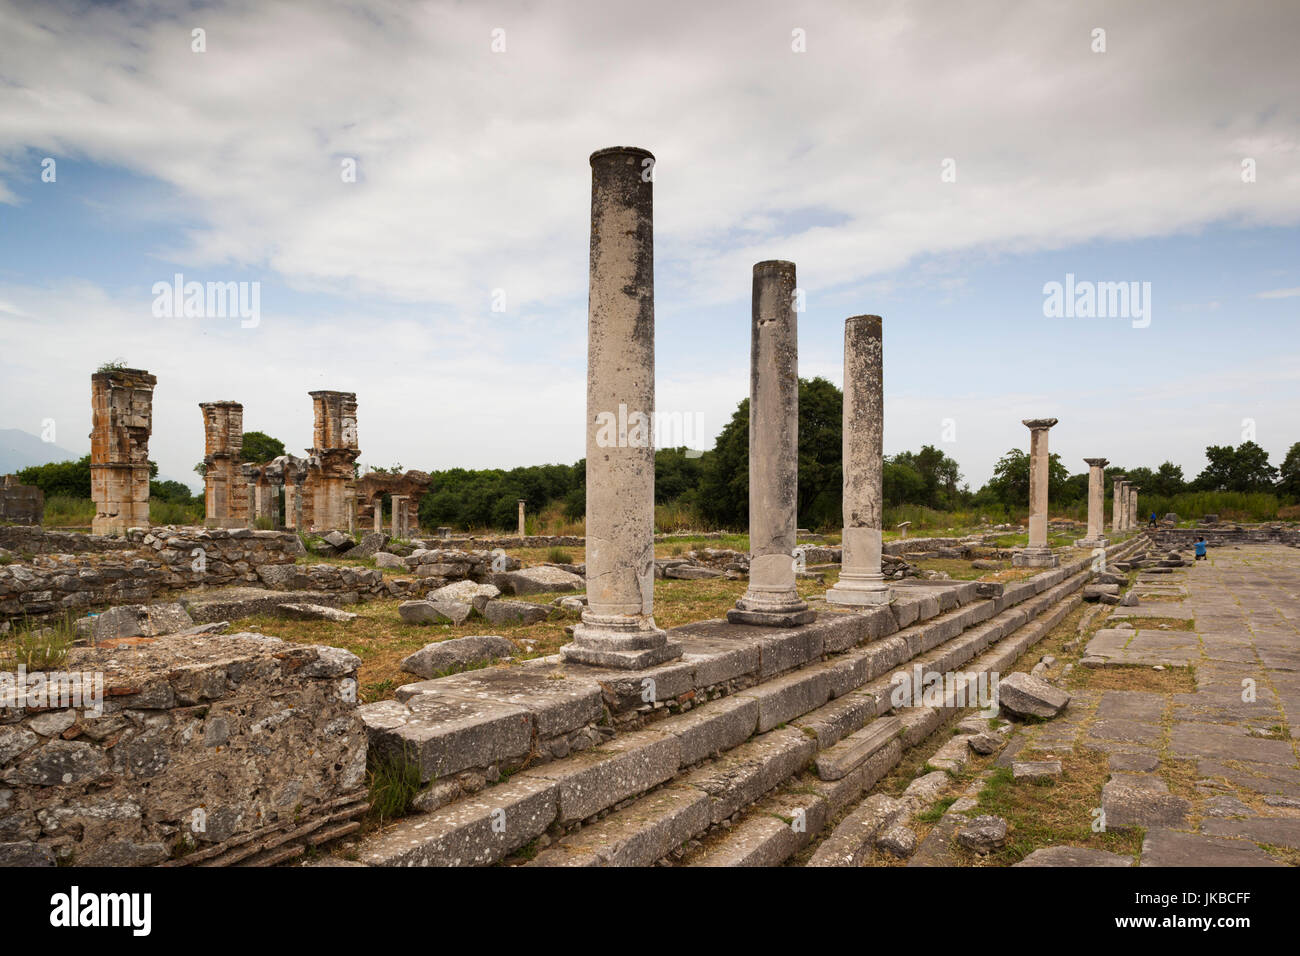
[1031,544,1300,866]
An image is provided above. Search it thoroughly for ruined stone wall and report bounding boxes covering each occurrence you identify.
[0,632,366,866]
[0,527,134,556]
[0,529,304,620]
[89,368,156,535]
[0,477,43,526]
[1152,526,1300,549]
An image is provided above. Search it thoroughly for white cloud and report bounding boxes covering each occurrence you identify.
[1,0,1299,490]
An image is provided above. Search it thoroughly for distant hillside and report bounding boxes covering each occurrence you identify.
[0,428,80,475]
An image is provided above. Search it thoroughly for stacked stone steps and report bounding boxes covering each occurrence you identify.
[529,536,1149,868]
[353,540,1143,867]
[681,568,1091,866]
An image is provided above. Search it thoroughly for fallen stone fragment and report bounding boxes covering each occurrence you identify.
[398,600,454,625]
[374,552,406,570]
[1012,760,1062,782]
[1101,774,1190,831]
[968,732,1002,755]
[876,824,918,858]
[481,599,551,626]
[427,580,500,611]
[997,672,1071,719]
[274,603,358,623]
[400,635,517,678]
[1015,846,1132,867]
[498,565,585,595]
[956,815,1007,854]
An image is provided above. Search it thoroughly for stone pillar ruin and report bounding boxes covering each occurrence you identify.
[827,315,891,606]
[1112,476,1127,533]
[562,146,681,669]
[517,499,527,539]
[1077,458,1109,548]
[269,479,282,529]
[293,481,304,531]
[1013,418,1059,568]
[372,498,383,534]
[90,367,156,535]
[729,261,814,627]
[200,401,247,529]
[305,391,360,531]
[244,467,257,529]
[391,494,407,539]
[1128,485,1141,530]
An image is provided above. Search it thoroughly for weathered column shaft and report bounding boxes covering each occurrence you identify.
[373,499,383,534]
[1079,457,1109,546]
[517,499,526,539]
[1014,418,1059,568]
[1129,486,1140,530]
[729,261,814,626]
[1112,477,1126,533]
[827,315,890,606]
[562,146,680,669]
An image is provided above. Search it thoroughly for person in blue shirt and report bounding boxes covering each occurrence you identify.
[1194,537,1208,561]
[1149,511,1158,528]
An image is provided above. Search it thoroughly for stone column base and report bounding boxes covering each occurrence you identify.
[561,616,682,669]
[826,579,892,606]
[1012,549,1059,568]
[727,606,817,626]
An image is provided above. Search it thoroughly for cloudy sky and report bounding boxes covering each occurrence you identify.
[1,0,1297,491]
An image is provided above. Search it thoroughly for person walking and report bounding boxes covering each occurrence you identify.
[1194,537,1208,561]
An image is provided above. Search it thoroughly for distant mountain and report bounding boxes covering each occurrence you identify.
[0,428,80,475]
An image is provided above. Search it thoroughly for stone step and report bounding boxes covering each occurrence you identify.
[521,564,1108,868]
[353,537,1145,867]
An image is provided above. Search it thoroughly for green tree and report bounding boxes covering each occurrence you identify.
[1193,441,1278,492]
[889,445,963,509]
[982,449,1070,510]
[882,460,925,507]
[16,455,93,498]
[1149,461,1186,497]
[1279,442,1300,501]
[241,431,287,463]
[698,377,844,529]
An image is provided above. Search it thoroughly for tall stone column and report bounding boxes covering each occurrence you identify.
[562,146,680,669]
[1129,485,1141,530]
[1077,458,1109,547]
[90,367,156,534]
[827,315,890,606]
[1111,476,1126,533]
[728,261,815,626]
[1013,418,1059,567]
[291,481,304,530]
[517,499,527,539]
[373,499,383,534]
[200,401,245,529]
[246,482,257,528]
[392,495,408,538]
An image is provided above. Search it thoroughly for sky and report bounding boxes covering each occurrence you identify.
[0,0,1297,493]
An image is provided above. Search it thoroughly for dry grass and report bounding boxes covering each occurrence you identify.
[1067,664,1197,694]
[227,574,833,703]
[967,747,1143,865]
